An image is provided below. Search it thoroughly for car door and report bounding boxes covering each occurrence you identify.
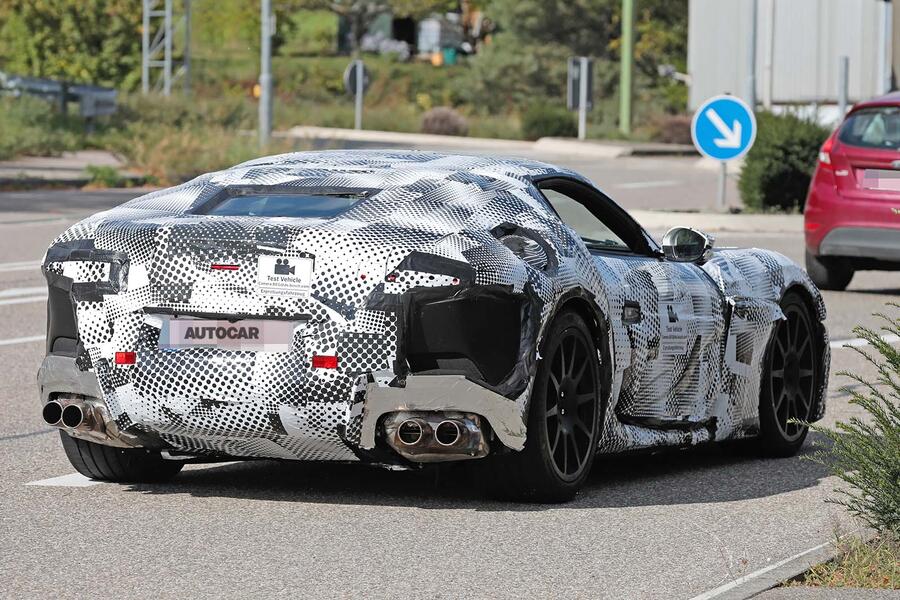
[535,178,727,431]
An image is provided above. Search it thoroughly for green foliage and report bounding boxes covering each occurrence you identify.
[521,102,576,140]
[738,112,829,213]
[280,10,339,56]
[0,0,143,89]
[809,305,900,536]
[0,96,84,159]
[84,165,124,188]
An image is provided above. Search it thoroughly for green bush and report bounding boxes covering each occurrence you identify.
[810,305,900,536]
[738,111,829,212]
[0,96,84,159]
[521,103,577,140]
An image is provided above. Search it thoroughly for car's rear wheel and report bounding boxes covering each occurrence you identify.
[483,311,601,502]
[59,431,184,482]
[758,292,818,457]
[805,250,853,291]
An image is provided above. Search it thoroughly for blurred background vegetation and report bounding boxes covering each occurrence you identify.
[0,0,690,183]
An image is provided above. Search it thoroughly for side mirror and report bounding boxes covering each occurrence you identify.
[661,227,715,262]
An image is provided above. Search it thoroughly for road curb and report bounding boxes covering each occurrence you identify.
[282,126,697,157]
[689,531,877,600]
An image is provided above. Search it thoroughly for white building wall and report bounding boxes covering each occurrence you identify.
[689,0,884,110]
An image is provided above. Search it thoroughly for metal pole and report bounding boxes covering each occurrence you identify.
[578,57,588,140]
[354,60,363,130]
[619,0,634,136]
[884,0,894,93]
[259,0,272,149]
[762,0,775,109]
[163,0,173,95]
[183,0,191,96]
[877,0,892,95]
[838,56,849,117]
[142,0,151,94]
[746,0,758,110]
[717,162,727,211]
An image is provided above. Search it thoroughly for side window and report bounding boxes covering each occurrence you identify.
[540,187,631,252]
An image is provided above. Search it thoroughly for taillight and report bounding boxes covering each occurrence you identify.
[818,131,837,168]
[311,354,338,369]
[115,351,136,365]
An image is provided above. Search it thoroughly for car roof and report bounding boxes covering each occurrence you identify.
[231,149,576,185]
[851,91,900,112]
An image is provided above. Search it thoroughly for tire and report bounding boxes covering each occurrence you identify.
[805,250,853,291]
[483,310,602,502]
[59,431,183,483]
[758,291,818,457]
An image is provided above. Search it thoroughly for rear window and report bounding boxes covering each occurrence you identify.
[198,193,363,218]
[838,106,900,149]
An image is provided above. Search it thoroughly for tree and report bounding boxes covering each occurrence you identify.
[289,0,456,54]
[0,0,143,88]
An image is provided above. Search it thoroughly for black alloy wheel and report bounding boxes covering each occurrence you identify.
[759,292,817,456]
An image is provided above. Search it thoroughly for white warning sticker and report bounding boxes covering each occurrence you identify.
[660,300,690,354]
[257,255,314,298]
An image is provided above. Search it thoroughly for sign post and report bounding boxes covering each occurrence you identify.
[343,60,370,131]
[567,57,593,140]
[690,94,757,211]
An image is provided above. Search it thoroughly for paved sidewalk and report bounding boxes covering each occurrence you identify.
[754,588,899,599]
[0,150,125,185]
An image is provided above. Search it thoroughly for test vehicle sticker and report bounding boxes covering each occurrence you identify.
[257,255,314,298]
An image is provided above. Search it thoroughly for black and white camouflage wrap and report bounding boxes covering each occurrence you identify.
[42,150,828,462]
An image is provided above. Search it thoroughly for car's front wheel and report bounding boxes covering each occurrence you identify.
[59,431,184,482]
[483,310,602,502]
[758,291,818,457]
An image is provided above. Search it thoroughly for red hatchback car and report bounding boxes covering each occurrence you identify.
[805,92,900,290]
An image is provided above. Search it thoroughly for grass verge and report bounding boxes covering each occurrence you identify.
[789,535,899,589]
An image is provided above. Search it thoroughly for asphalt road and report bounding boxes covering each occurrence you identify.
[0,185,897,600]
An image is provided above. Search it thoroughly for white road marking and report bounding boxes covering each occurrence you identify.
[25,473,103,488]
[614,179,679,189]
[689,540,830,599]
[0,295,46,306]
[0,334,44,346]
[0,260,41,272]
[0,286,46,297]
[830,333,900,349]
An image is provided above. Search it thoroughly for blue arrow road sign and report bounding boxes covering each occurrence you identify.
[691,95,757,161]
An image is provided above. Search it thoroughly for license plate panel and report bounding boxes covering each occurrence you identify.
[159,318,298,352]
[861,169,900,191]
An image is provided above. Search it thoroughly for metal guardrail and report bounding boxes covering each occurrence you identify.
[0,71,117,118]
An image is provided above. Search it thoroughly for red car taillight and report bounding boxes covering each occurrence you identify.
[818,132,836,169]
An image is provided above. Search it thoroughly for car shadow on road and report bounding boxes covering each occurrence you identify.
[122,432,836,511]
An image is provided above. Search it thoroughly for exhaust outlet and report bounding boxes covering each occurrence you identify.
[382,411,489,462]
[42,400,63,426]
[397,419,426,446]
[61,403,88,429]
[434,420,462,446]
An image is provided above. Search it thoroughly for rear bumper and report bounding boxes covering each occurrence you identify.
[819,227,900,262]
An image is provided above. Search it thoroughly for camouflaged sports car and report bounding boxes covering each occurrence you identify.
[38,150,829,501]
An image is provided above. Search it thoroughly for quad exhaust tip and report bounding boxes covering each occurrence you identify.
[435,420,462,446]
[61,403,86,429]
[41,400,63,427]
[397,419,425,446]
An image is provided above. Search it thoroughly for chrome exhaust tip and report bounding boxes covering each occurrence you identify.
[61,403,86,429]
[41,401,63,426]
[397,419,426,446]
[434,420,462,446]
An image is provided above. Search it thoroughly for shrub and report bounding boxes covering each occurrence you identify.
[420,107,468,136]
[84,165,124,188]
[649,113,693,144]
[809,305,900,536]
[738,111,829,213]
[0,96,84,159]
[521,103,577,140]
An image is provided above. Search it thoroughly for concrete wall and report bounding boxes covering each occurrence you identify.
[688,0,888,109]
